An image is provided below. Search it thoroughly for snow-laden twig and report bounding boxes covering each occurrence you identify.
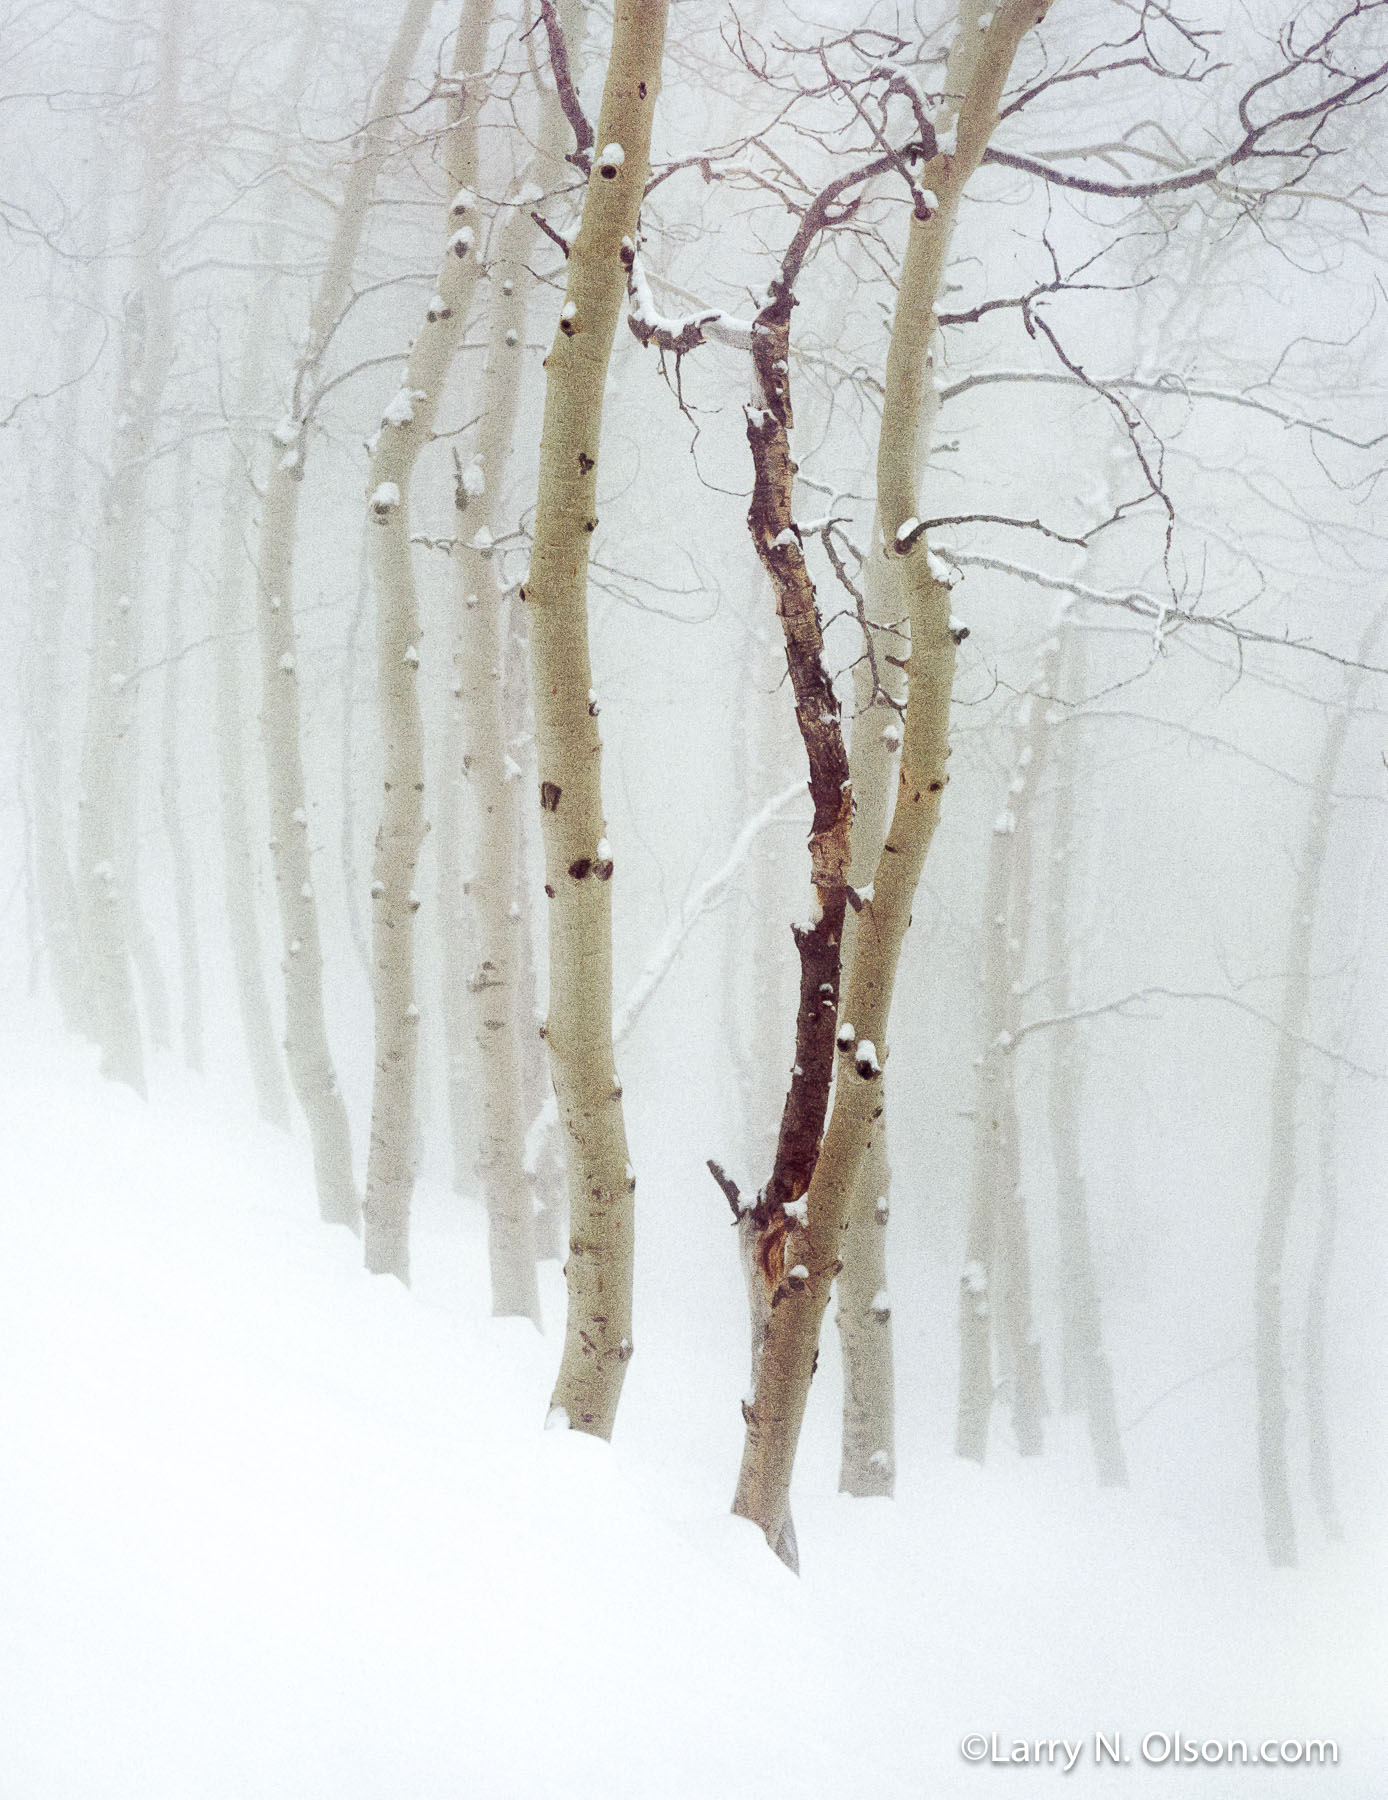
[613,781,805,1045]
[1012,985,1381,1077]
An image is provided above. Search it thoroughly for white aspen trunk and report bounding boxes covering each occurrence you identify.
[362,0,492,1283]
[527,0,670,1436]
[1304,1080,1343,1542]
[435,0,582,1243]
[27,291,89,1035]
[733,0,1046,1562]
[158,453,204,1070]
[340,541,373,980]
[451,175,568,1319]
[445,3,583,1301]
[508,629,566,1262]
[76,0,184,1095]
[1044,627,1126,1485]
[214,306,292,1128]
[254,0,438,1232]
[1256,617,1374,1565]
[957,640,1058,1461]
[836,547,903,1497]
[211,19,319,1130]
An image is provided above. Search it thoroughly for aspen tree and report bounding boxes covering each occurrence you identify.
[956,648,1057,1463]
[438,0,583,1307]
[1256,613,1379,1565]
[27,287,89,1037]
[1305,1082,1343,1542]
[158,453,203,1071]
[835,550,903,1497]
[211,22,322,1132]
[253,0,438,1232]
[76,0,184,1095]
[733,0,1049,1564]
[527,0,670,1435]
[1044,628,1126,1486]
[362,0,493,1283]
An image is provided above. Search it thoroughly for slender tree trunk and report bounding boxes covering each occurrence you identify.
[362,0,492,1282]
[340,540,373,980]
[76,0,184,1095]
[733,0,1046,1564]
[1304,1079,1343,1542]
[27,291,88,1035]
[211,21,320,1128]
[1255,617,1375,1565]
[731,0,1040,1558]
[527,0,670,1435]
[446,7,582,1308]
[214,309,293,1128]
[253,0,437,1231]
[956,671,1053,1463]
[158,453,204,1071]
[836,549,903,1497]
[1045,628,1126,1484]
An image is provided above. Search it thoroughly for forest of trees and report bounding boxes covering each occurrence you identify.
[3,0,1387,1595]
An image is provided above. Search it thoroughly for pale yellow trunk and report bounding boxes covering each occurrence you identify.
[527,0,670,1436]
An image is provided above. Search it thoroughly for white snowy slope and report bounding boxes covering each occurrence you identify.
[1,1020,1383,1799]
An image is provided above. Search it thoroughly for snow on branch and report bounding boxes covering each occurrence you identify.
[612,781,806,1046]
[1012,985,1381,1078]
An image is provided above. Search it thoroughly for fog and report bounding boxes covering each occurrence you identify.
[1,0,1385,1794]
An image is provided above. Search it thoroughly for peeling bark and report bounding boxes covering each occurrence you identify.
[733,0,1047,1565]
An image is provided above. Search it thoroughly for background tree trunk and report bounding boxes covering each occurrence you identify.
[362,0,493,1283]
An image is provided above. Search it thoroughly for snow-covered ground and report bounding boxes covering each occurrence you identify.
[2,1019,1383,1799]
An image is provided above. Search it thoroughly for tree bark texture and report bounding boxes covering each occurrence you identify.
[253,0,436,1232]
[836,547,903,1497]
[362,0,493,1283]
[442,2,582,1304]
[526,0,670,1436]
[733,0,1047,1565]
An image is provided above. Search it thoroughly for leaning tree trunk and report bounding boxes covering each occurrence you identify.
[1255,614,1375,1565]
[362,0,492,1283]
[253,0,437,1232]
[1044,625,1126,1485]
[76,0,184,1095]
[836,547,904,1497]
[733,0,1047,1565]
[526,0,670,1436]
